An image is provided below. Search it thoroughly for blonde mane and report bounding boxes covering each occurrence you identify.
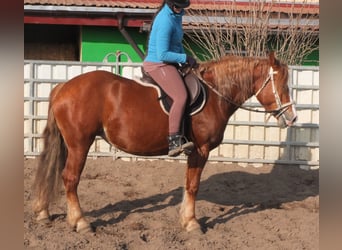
[199,55,273,103]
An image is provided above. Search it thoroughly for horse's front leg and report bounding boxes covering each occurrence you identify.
[180,149,208,233]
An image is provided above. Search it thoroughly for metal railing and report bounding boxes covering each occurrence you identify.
[24,59,319,166]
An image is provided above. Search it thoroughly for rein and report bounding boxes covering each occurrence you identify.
[193,67,294,118]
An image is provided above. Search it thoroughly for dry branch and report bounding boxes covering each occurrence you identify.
[184,0,319,65]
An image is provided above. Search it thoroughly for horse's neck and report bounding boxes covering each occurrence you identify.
[203,72,257,122]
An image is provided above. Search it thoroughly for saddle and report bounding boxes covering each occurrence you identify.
[138,66,207,116]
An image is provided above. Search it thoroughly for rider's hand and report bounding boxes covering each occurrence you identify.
[186,55,198,68]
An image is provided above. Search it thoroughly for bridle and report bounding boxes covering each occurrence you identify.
[194,66,295,120]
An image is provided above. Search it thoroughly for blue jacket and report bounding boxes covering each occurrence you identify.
[144,4,187,64]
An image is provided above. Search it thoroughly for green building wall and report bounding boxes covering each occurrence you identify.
[302,48,319,66]
[81,26,318,66]
[81,26,147,63]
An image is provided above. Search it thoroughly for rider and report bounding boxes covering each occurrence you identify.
[143,0,197,157]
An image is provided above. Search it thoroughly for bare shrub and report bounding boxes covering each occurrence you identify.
[184,0,319,65]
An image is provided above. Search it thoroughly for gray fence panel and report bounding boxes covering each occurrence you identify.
[24,60,319,166]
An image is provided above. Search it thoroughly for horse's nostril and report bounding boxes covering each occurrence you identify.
[292,116,298,123]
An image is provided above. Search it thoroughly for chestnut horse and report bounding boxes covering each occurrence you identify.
[32,52,297,233]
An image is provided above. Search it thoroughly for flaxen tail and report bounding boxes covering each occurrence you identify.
[32,87,67,213]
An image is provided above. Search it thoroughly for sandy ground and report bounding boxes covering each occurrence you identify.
[24,157,318,250]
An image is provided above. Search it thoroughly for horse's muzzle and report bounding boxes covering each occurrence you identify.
[277,110,297,128]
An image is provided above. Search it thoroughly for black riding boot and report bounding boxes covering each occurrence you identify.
[167,134,194,157]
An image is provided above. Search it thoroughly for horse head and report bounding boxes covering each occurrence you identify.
[254,52,297,128]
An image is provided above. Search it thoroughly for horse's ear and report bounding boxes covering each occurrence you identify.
[268,51,279,67]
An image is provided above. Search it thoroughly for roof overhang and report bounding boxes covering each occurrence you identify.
[24,4,319,31]
[24,5,156,27]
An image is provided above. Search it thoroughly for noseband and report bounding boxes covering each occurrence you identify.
[254,67,294,120]
[196,67,294,118]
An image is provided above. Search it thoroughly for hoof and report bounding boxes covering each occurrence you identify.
[76,218,93,233]
[37,217,51,225]
[189,227,204,236]
[36,210,50,223]
[181,218,203,233]
[185,220,202,233]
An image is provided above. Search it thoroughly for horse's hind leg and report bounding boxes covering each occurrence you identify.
[62,145,92,233]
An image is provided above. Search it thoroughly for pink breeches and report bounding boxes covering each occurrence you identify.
[144,64,187,134]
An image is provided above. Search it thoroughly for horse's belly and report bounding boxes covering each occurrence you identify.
[102,119,169,156]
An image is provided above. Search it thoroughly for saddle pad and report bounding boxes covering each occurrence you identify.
[133,76,207,116]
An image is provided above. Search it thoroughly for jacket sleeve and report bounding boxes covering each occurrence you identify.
[155,21,187,64]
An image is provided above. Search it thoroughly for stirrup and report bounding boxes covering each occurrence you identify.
[168,134,194,157]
